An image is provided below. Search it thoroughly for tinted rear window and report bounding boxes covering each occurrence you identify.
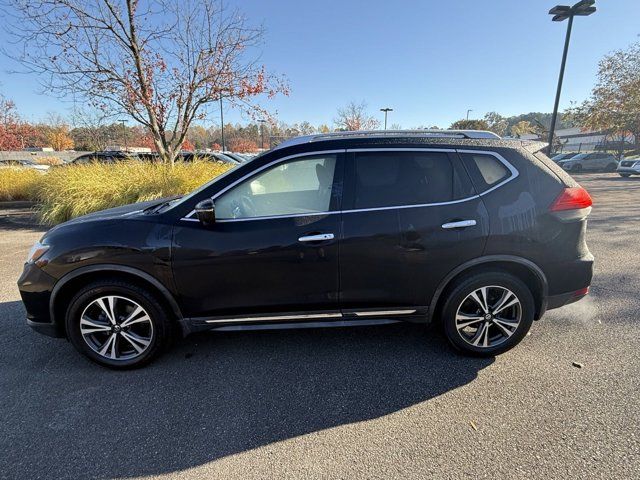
[353,151,472,208]
[460,152,512,192]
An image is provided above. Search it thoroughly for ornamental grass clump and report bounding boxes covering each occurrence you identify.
[37,160,231,224]
[0,167,44,201]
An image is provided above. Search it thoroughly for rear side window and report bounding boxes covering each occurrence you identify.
[353,151,473,209]
[460,152,512,193]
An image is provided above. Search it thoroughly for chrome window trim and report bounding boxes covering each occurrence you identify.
[216,211,340,223]
[179,147,519,223]
[341,195,479,215]
[455,149,519,196]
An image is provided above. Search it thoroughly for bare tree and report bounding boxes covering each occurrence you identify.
[334,101,380,131]
[3,0,288,164]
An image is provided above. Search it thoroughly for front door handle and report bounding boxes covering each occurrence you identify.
[441,220,477,229]
[298,233,335,242]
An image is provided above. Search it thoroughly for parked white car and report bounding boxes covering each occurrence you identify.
[0,159,49,172]
[617,156,640,177]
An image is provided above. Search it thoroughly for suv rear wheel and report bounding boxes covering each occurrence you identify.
[441,272,534,356]
[65,280,171,369]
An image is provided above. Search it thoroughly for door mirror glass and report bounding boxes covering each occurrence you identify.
[195,198,216,226]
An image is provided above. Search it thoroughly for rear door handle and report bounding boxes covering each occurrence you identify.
[441,220,477,229]
[298,233,335,242]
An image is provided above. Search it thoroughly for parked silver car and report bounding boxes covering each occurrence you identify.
[558,152,618,173]
[0,159,49,172]
[617,156,640,177]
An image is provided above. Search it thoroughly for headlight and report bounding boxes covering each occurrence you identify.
[26,240,49,264]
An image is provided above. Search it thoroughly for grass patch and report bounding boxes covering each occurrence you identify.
[37,161,232,224]
[0,167,45,201]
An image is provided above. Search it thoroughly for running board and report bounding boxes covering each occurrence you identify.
[209,318,402,332]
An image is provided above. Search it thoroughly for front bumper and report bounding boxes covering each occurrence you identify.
[616,167,640,175]
[17,262,64,338]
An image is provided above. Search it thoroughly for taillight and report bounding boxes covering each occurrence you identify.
[550,187,593,212]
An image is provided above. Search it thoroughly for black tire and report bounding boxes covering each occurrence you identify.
[605,163,617,172]
[440,271,535,357]
[619,173,631,178]
[572,164,583,173]
[65,280,171,369]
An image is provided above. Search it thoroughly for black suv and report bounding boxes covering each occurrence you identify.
[18,131,594,368]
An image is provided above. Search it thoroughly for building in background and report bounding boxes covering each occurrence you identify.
[519,127,636,154]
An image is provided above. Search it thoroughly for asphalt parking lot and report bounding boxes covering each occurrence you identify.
[1,173,639,479]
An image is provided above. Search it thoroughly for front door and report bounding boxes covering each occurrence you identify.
[172,152,344,320]
[339,149,488,316]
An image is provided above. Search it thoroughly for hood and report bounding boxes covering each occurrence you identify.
[47,197,175,232]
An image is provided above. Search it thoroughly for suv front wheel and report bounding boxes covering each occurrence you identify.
[441,272,534,356]
[65,280,171,369]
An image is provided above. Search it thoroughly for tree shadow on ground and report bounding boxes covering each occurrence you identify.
[0,299,493,479]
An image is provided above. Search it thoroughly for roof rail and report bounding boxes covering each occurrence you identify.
[274,129,501,150]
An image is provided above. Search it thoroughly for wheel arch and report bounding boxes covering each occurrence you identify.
[50,264,183,336]
[428,255,548,323]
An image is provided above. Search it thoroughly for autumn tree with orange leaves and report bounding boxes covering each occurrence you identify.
[0,94,37,150]
[5,0,288,164]
[227,138,259,153]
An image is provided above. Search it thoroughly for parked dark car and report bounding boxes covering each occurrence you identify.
[18,130,594,368]
[550,152,578,163]
[178,152,239,165]
[221,151,248,163]
[67,151,135,165]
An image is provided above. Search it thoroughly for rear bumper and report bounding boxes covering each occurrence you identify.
[17,262,64,338]
[544,254,593,313]
[547,289,589,310]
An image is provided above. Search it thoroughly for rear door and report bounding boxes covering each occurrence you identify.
[339,148,489,317]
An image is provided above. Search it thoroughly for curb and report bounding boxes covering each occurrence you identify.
[0,201,38,208]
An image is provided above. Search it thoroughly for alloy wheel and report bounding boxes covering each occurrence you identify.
[80,295,154,361]
[455,286,522,349]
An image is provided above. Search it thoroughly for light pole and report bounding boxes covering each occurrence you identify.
[466,109,473,121]
[380,108,393,130]
[547,0,596,154]
[118,119,128,152]
[258,119,267,150]
[219,97,225,151]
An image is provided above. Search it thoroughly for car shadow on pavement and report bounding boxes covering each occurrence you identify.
[1,300,493,479]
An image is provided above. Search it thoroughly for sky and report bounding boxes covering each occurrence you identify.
[0,0,638,128]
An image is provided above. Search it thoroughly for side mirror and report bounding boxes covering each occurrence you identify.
[195,198,216,226]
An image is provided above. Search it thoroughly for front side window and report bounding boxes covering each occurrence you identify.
[215,155,337,219]
[353,151,470,209]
